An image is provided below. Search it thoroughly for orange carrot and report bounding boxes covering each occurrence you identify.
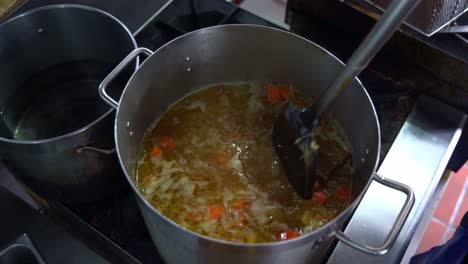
[150,146,163,157]
[160,136,174,149]
[231,199,251,210]
[335,187,351,201]
[277,231,300,241]
[208,204,225,220]
[266,85,282,103]
[312,192,328,205]
[266,84,290,104]
[213,150,229,165]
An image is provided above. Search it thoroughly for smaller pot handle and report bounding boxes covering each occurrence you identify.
[334,173,415,255]
[75,146,116,155]
[99,47,153,109]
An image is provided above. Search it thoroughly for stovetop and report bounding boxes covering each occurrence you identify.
[58,0,416,263]
[17,0,461,263]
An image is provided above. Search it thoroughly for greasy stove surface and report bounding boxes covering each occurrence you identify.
[65,0,414,263]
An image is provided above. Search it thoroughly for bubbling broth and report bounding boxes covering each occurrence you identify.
[136,83,353,243]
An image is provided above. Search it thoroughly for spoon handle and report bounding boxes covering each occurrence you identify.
[303,0,421,124]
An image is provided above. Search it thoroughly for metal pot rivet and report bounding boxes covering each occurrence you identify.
[126,121,131,128]
[311,242,318,249]
[185,56,191,62]
[365,148,369,155]
[37,28,44,33]
[129,131,134,136]
[361,157,365,163]
[186,67,192,72]
[311,237,324,250]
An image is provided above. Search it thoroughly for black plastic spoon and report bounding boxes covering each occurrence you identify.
[273,0,422,199]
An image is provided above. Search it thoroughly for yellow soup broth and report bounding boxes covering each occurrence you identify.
[136,83,353,243]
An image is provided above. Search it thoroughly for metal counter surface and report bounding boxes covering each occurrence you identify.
[328,96,466,263]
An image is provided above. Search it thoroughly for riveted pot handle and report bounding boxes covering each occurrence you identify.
[334,174,415,255]
[99,47,153,109]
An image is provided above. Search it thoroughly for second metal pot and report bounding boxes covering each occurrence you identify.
[0,5,137,205]
[101,25,414,263]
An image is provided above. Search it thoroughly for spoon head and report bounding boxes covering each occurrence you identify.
[272,103,317,199]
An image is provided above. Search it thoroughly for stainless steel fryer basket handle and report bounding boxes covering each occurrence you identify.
[75,146,116,155]
[334,174,415,255]
[99,47,153,109]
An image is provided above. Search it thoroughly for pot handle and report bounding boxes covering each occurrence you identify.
[333,173,415,255]
[99,48,153,109]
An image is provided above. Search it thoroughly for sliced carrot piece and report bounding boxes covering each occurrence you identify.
[277,231,300,241]
[312,192,328,205]
[160,136,174,149]
[266,84,282,103]
[150,146,163,157]
[335,187,351,201]
[213,150,229,165]
[208,204,225,220]
[266,84,290,104]
[230,199,251,210]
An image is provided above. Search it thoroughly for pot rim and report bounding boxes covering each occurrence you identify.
[0,4,138,145]
[116,24,381,248]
